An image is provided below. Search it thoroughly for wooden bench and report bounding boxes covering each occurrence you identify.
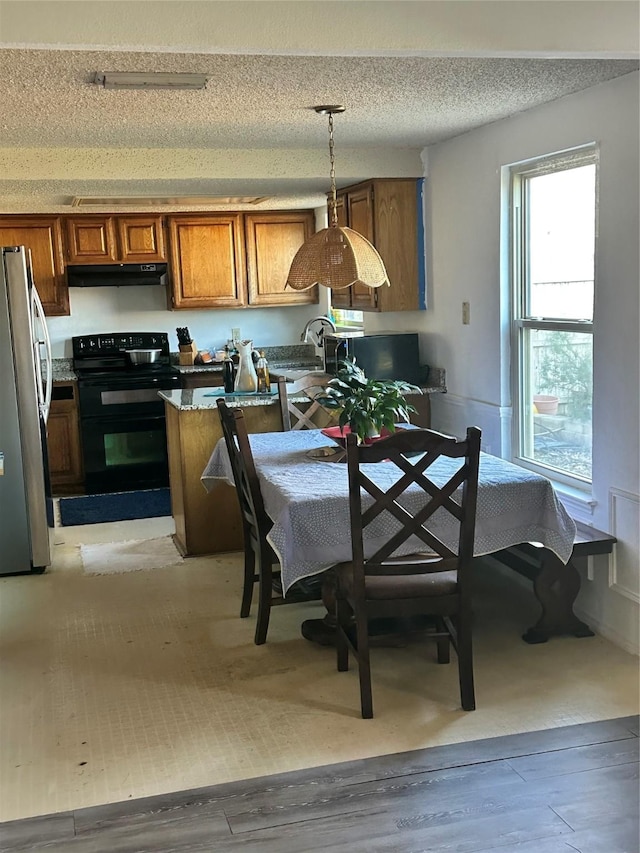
[488,522,617,644]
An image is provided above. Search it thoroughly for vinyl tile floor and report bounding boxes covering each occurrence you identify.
[0,516,638,823]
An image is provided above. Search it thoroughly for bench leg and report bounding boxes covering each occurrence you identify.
[522,551,595,644]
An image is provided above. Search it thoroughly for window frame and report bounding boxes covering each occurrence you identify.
[509,145,598,491]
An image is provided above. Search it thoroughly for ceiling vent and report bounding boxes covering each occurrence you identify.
[70,196,270,207]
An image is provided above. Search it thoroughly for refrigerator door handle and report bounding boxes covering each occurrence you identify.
[32,285,52,422]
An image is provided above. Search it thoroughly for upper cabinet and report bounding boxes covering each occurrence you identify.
[167,210,318,310]
[337,185,379,311]
[65,215,166,264]
[330,179,426,312]
[245,211,317,306]
[168,214,247,309]
[0,216,69,315]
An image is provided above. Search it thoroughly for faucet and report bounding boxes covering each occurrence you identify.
[300,315,337,347]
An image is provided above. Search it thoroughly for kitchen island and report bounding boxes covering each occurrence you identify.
[160,387,284,556]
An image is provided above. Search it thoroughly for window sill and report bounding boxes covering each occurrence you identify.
[553,482,596,524]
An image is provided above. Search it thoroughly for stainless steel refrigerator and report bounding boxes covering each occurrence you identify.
[0,246,54,574]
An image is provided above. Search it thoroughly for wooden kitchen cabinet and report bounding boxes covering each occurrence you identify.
[168,210,317,310]
[168,214,247,309]
[0,216,69,315]
[65,215,166,264]
[245,210,318,306]
[47,381,84,494]
[180,371,224,389]
[165,400,283,556]
[329,179,425,312]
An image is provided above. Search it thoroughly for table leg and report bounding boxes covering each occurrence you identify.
[522,551,595,644]
[301,573,338,646]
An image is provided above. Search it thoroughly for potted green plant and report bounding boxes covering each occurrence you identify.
[313,358,420,443]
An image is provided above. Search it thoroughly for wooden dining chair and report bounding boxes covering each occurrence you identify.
[216,399,321,644]
[277,374,340,431]
[334,426,481,718]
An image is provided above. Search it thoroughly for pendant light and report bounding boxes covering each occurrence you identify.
[286,106,389,292]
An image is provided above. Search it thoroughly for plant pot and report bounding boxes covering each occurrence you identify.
[320,425,398,447]
[533,394,559,415]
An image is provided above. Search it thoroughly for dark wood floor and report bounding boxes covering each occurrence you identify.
[1,716,638,853]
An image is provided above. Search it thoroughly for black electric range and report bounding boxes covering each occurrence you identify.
[72,332,180,494]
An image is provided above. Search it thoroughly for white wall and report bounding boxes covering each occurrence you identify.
[46,287,329,358]
[385,71,638,652]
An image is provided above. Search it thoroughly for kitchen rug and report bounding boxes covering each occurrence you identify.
[59,488,171,526]
[80,535,183,575]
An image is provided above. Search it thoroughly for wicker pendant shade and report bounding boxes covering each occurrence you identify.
[286,106,389,292]
[286,223,389,291]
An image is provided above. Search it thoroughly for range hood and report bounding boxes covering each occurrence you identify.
[67,263,168,287]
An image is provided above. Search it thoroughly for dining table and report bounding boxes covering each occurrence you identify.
[201,429,577,606]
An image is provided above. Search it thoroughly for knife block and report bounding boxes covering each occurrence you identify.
[178,341,197,366]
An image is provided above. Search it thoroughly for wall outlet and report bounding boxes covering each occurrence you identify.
[462,301,470,325]
[231,327,241,341]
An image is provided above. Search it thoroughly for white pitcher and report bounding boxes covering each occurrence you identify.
[234,340,259,392]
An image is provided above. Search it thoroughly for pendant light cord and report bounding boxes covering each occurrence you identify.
[328,111,338,228]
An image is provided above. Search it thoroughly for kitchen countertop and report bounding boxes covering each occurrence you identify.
[173,359,323,375]
[48,358,77,382]
[159,370,446,412]
[272,366,447,394]
[159,386,285,411]
[171,342,322,374]
[48,351,447,396]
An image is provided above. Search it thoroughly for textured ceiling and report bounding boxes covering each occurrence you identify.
[0,47,637,210]
[3,49,638,150]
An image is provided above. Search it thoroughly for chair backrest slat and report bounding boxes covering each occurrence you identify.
[346,426,481,578]
[278,374,340,431]
[217,400,270,539]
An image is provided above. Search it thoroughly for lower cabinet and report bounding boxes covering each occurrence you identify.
[47,382,84,494]
[180,371,224,389]
[165,401,282,556]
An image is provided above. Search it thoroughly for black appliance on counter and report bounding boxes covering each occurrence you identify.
[72,332,180,494]
[323,331,422,385]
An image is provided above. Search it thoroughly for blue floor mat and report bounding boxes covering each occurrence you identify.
[59,488,171,526]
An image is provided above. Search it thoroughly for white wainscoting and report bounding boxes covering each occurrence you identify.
[429,393,508,457]
[609,488,640,604]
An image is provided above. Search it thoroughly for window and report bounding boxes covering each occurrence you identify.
[510,147,596,486]
[331,307,364,330]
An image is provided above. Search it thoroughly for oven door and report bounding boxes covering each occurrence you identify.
[77,372,179,418]
[81,413,170,494]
